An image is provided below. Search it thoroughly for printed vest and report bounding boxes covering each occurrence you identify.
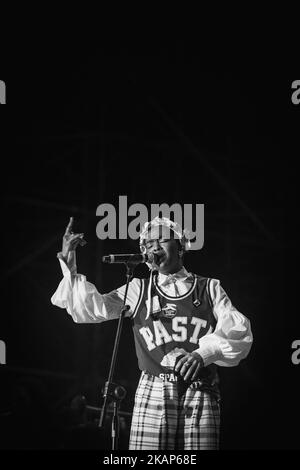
[131,274,218,389]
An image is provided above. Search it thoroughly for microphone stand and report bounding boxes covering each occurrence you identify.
[98,262,136,450]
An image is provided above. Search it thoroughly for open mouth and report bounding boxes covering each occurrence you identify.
[152,251,166,265]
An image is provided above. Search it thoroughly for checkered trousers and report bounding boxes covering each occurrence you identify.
[129,372,220,450]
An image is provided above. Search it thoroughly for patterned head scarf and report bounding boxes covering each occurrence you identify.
[139,216,191,254]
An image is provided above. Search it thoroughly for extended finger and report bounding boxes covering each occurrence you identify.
[64,217,74,235]
[175,355,189,372]
[182,360,197,380]
[179,357,193,375]
[190,363,201,381]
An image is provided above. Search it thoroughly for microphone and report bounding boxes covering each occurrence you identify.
[102,253,153,265]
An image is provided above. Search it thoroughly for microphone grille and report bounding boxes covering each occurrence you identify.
[146,253,154,263]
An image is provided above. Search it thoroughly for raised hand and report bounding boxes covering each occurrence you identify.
[61,217,86,259]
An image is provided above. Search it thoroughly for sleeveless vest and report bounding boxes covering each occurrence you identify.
[131,274,219,393]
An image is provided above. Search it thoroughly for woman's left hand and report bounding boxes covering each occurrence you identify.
[174,351,204,381]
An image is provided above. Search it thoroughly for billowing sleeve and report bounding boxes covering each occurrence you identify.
[51,252,142,323]
[195,279,253,367]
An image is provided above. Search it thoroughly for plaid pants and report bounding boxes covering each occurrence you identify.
[129,372,220,450]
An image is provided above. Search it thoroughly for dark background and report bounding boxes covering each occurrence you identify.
[0,41,299,450]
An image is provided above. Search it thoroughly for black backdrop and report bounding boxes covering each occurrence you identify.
[0,41,299,450]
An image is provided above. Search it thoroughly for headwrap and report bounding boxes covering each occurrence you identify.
[139,216,191,254]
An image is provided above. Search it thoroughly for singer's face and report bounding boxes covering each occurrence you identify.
[144,225,182,274]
